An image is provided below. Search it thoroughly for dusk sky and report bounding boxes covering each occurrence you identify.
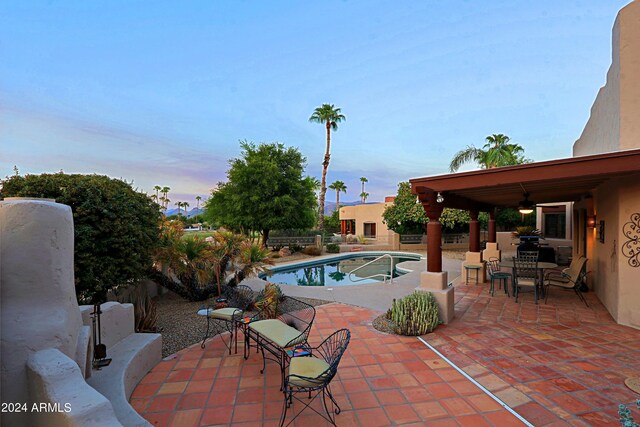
[0,1,631,207]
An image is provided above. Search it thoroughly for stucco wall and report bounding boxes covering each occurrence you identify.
[340,202,392,241]
[616,175,640,328]
[573,1,640,156]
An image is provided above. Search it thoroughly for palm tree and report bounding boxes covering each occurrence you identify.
[360,177,368,202]
[154,185,162,202]
[309,104,346,231]
[449,134,529,172]
[360,191,369,203]
[182,202,190,218]
[161,186,170,210]
[175,201,182,216]
[328,180,347,212]
[195,196,202,223]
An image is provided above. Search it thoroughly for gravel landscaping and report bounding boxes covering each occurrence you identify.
[155,290,332,358]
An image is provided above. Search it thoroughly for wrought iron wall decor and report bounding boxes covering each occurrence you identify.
[622,213,640,268]
[598,220,605,244]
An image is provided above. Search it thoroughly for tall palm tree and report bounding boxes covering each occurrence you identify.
[161,186,171,210]
[175,201,182,216]
[182,201,190,218]
[309,103,346,231]
[195,196,202,223]
[154,185,162,202]
[360,177,368,202]
[328,180,347,212]
[360,191,369,203]
[449,134,529,172]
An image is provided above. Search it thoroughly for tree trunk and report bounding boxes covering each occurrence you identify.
[261,229,270,248]
[336,190,340,212]
[318,120,331,231]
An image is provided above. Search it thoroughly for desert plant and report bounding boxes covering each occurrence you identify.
[254,283,281,319]
[290,243,304,253]
[357,234,367,244]
[112,283,158,332]
[302,246,322,256]
[389,291,439,336]
[619,400,640,426]
[512,226,541,238]
[325,243,340,253]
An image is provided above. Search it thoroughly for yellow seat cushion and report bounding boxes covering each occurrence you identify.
[288,356,330,387]
[249,319,305,348]
[516,278,536,286]
[197,307,242,320]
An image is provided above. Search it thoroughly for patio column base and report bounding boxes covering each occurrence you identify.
[482,242,501,262]
[417,271,454,324]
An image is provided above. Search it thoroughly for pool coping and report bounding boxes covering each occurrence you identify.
[265,250,424,273]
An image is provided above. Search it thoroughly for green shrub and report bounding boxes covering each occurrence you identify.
[618,400,640,426]
[302,246,322,256]
[325,243,340,253]
[1,173,161,303]
[290,243,304,253]
[389,291,439,336]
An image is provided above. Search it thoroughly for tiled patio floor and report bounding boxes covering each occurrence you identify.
[423,281,640,426]
[132,282,640,427]
[132,304,524,426]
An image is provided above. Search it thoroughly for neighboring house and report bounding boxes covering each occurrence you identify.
[339,197,395,243]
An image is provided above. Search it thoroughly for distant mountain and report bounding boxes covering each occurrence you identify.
[323,200,379,215]
[165,207,204,219]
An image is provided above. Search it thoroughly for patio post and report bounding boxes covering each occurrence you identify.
[488,208,496,243]
[426,213,443,272]
[469,209,480,252]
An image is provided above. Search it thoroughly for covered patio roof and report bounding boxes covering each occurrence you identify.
[410,148,640,211]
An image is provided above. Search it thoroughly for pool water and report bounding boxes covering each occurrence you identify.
[262,254,419,286]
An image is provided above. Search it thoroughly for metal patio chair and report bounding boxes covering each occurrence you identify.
[198,284,255,353]
[279,328,351,427]
[513,252,540,303]
[544,256,589,307]
[487,257,511,296]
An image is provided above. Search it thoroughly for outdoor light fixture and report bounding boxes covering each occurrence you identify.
[518,193,535,215]
[587,215,597,228]
[436,192,444,203]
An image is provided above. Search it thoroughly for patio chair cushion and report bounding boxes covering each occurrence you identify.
[288,356,330,387]
[197,307,242,320]
[209,307,242,320]
[516,278,536,286]
[249,319,306,348]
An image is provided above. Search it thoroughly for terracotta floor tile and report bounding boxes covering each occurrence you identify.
[200,405,234,425]
[374,389,406,405]
[168,408,202,427]
[157,381,188,395]
[143,410,172,427]
[384,403,421,424]
[177,393,208,410]
[457,414,493,427]
[132,383,162,398]
[440,396,477,417]
[355,407,391,427]
[147,395,180,413]
[232,403,264,423]
[348,391,379,409]
[425,382,458,399]
[412,401,449,420]
[184,380,213,394]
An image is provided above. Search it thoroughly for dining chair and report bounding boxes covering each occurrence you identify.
[279,328,351,427]
[487,257,511,296]
[512,253,539,303]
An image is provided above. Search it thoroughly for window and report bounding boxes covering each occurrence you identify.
[364,222,376,238]
[544,213,566,239]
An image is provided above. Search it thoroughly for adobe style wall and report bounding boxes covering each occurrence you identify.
[572,1,640,328]
[574,1,640,156]
[339,202,393,240]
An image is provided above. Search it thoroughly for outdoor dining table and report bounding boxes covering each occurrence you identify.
[499,260,559,302]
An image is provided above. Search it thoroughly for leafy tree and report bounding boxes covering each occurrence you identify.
[1,173,161,303]
[382,182,427,234]
[204,141,317,246]
[309,103,345,231]
[324,209,341,234]
[328,180,347,212]
[449,134,531,172]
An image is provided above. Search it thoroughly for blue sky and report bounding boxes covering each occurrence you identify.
[0,1,631,207]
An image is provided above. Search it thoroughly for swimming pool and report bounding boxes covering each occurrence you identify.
[261,252,422,286]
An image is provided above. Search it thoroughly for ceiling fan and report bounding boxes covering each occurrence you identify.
[518,184,535,215]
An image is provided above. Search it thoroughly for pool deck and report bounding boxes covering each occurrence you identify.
[133,253,640,426]
[244,251,459,312]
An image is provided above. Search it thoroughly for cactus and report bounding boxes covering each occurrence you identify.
[390,291,439,336]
